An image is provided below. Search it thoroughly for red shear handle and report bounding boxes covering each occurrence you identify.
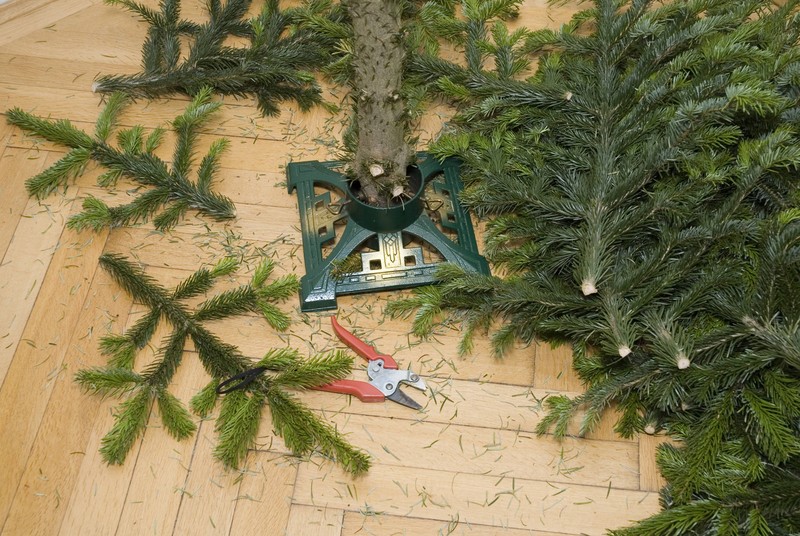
[314,380,385,403]
[331,317,398,369]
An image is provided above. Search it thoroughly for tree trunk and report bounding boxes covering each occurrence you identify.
[346,0,412,207]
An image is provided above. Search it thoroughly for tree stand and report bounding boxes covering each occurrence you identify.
[287,153,490,312]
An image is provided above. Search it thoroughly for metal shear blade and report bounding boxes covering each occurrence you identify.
[387,389,423,410]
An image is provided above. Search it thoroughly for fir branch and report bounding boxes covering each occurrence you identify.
[4,108,93,148]
[94,92,130,142]
[25,149,92,199]
[92,0,334,116]
[99,389,153,465]
[267,388,371,475]
[7,93,236,230]
[214,389,266,469]
[157,388,197,440]
[77,252,301,465]
[256,347,302,371]
[67,196,114,231]
[190,379,220,418]
[271,350,352,390]
[99,334,137,370]
[79,252,366,473]
[75,367,143,397]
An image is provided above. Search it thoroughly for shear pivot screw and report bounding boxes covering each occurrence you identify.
[386,383,394,390]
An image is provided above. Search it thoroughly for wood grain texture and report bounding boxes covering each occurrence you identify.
[0,1,668,535]
[0,0,96,47]
[285,505,344,536]
[1,268,131,536]
[0,222,108,531]
[341,511,577,536]
[0,154,72,384]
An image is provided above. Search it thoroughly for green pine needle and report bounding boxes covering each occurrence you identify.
[258,302,291,332]
[257,275,300,301]
[24,148,92,199]
[157,389,197,440]
[267,389,371,476]
[92,0,332,116]
[67,196,113,231]
[271,350,353,390]
[99,389,152,465]
[214,390,266,469]
[190,379,220,418]
[4,108,93,148]
[99,334,138,369]
[256,348,302,370]
[251,259,276,288]
[75,367,143,397]
[535,395,578,438]
[94,92,130,142]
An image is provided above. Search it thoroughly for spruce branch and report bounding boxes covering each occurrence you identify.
[190,378,221,418]
[6,92,236,231]
[267,388,371,475]
[99,389,153,465]
[271,350,353,390]
[75,367,143,397]
[78,253,365,474]
[157,388,197,440]
[214,389,266,469]
[92,0,334,116]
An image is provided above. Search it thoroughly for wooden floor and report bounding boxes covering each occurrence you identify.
[0,1,666,535]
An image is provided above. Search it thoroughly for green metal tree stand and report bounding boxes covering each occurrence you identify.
[287,152,489,312]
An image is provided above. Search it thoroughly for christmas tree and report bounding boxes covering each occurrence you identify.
[390,0,800,533]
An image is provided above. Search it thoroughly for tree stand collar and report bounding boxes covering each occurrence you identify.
[287,153,490,312]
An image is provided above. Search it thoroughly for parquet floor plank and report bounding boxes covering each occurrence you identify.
[0,155,72,384]
[0,223,109,528]
[341,512,577,536]
[0,0,96,47]
[0,147,49,264]
[0,268,132,536]
[113,359,208,536]
[285,505,345,536]
[293,463,660,536]
[228,453,297,535]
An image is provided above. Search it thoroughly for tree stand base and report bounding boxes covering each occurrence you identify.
[286,153,490,312]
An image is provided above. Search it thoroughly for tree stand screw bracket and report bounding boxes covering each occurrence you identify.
[287,152,490,312]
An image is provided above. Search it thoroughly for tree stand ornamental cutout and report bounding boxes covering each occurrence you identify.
[287,154,489,311]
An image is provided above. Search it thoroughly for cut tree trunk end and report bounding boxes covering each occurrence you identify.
[346,0,413,207]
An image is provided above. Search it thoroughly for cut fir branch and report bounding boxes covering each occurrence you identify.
[5,88,236,231]
[209,348,370,473]
[75,253,369,474]
[93,0,334,116]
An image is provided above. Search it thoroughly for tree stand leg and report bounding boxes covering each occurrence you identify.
[287,153,490,312]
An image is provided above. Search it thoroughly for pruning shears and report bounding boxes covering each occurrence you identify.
[215,317,427,410]
[314,317,427,410]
